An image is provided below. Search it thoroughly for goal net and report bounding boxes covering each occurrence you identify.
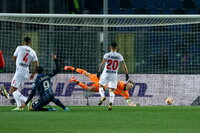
[1,14,200,106]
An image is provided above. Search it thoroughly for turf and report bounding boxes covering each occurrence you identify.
[0,106,200,133]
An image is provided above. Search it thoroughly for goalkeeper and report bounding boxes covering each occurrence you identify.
[64,66,138,106]
[20,55,70,111]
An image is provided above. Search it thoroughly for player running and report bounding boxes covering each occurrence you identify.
[10,37,39,111]
[64,66,136,106]
[20,55,70,111]
[97,42,129,110]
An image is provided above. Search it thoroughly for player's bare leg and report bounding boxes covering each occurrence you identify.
[10,86,27,111]
[98,85,106,106]
[68,77,96,92]
[108,88,115,111]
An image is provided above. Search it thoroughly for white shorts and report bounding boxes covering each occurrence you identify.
[11,69,29,88]
[99,75,118,89]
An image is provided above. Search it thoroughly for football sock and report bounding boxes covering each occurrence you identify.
[99,87,105,98]
[70,66,75,71]
[109,92,115,103]
[14,90,27,102]
[76,68,86,75]
[13,91,22,107]
[77,82,88,90]
[15,99,22,107]
[53,98,66,110]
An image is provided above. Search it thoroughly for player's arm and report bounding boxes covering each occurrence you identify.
[125,98,135,106]
[48,55,61,77]
[97,59,107,78]
[12,46,20,62]
[122,61,129,81]
[30,61,39,80]
[12,56,17,62]
[25,89,36,105]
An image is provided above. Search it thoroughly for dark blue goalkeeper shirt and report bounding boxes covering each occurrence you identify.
[25,59,60,105]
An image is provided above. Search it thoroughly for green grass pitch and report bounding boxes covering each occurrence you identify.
[0,106,200,133]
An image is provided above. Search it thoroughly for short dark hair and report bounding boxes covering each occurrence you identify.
[127,80,134,85]
[110,42,118,49]
[24,37,31,45]
[36,66,44,74]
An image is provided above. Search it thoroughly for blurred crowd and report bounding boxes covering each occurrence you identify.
[0,0,199,14]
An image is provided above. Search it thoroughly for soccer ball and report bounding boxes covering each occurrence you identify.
[165,97,174,105]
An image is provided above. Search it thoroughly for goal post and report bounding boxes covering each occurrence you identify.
[1,14,200,74]
[1,14,200,106]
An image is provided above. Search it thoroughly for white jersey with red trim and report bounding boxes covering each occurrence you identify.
[101,51,124,77]
[13,45,38,72]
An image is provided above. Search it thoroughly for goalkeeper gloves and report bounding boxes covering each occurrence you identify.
[97,72,101,79]
[125,74,129,81]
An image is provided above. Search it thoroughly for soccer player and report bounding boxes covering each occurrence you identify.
[10,37,39,111]
[0,50,5,72]
[20,55,70,111]
[97,42,129,110]
[0,85,10,99]
[65,66,136,106]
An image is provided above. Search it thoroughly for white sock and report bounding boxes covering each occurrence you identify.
[13,91,22,107]
[109,92,115,103]
[99,87,105,98]
[13,90,27,102]
[15,99,22,107]
[17,91,27,102]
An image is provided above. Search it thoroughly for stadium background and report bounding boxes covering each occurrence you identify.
[1,1,200,133]
[0,0,200,106]
[1,0,200,74]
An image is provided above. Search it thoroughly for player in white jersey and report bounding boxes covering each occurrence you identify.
[97,42,129,110]
[9,37,39,111]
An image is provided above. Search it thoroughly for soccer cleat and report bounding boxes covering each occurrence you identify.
[12,107,23,111]
[27,100,32,111]
[0,86,10,99]
[98,97,106,106]
[64,107,70,111]
[48,107,58,111]
[108,102,113,111]
[68,77,78,83]
[64,66,75,71]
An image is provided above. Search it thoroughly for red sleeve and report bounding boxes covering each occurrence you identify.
[0,50,5,68]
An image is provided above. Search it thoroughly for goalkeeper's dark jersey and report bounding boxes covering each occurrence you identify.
[25,59,60,105]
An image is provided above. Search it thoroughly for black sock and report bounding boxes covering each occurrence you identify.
[53,99,66,110]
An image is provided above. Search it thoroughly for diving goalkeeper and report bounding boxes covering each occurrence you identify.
[64,66,138,106]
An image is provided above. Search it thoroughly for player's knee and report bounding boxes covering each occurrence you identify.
[9,87,17,95]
